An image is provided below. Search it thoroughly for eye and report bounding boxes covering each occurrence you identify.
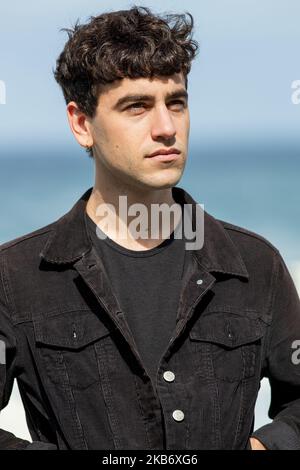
[126,103,147,112]
[169,100,187,110]
[125,100,187,114]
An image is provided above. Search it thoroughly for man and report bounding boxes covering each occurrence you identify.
[1,6,300,450]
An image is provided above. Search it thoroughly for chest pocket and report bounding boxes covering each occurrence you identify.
[189,312,267,382]
[33,309,117,389]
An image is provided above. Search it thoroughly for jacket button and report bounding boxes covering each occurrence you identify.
[196,279,203,285]
[163,371,175,382]
[172,410,185,422]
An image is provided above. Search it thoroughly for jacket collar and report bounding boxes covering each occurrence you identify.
[39,186,249,279]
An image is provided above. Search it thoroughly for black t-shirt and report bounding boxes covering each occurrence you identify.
[85,207,186,388]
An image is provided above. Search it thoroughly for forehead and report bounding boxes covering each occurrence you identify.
[98,72,186,104]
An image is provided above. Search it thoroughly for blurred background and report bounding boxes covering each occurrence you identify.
[0,0,299,442]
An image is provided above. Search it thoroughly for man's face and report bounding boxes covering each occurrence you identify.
[88,72,190,191]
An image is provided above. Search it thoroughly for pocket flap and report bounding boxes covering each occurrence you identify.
[189,313,265,348]
[34,310,116,349]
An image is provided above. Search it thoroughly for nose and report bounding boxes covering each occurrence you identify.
[151,104,176,141]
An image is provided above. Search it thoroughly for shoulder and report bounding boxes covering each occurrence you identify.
[217,218,280,256]
[0,221,56,259]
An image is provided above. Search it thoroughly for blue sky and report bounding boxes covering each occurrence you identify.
[0,0,299,149]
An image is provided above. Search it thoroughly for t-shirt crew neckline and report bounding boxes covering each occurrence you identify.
[85,209,183,258]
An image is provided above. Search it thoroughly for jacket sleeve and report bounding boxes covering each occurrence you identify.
[251,250,300,449]
[0,254,57,450]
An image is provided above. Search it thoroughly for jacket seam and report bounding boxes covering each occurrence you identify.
[220,221,280,255]
[0,227,53,253]
[264,252,280,363]
[0,254,10,307]
[0,252,23,375]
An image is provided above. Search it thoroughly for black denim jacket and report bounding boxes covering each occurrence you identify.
[1,186,300,450]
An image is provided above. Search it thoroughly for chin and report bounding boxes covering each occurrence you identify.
[144,172,183,190]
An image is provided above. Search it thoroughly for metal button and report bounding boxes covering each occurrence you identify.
[172,409,185,422]
[163,371,175,382]
[196,279,203,285]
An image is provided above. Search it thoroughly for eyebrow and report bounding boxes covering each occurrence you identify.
[113,89,188,110]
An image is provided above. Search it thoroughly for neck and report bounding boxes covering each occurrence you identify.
[85,165,181,251]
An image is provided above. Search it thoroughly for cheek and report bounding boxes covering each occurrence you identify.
[183,114,190,134]
[94,116,148,164]
[109,144,135,171]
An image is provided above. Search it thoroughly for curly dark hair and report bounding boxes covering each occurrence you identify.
[53,5,199,158]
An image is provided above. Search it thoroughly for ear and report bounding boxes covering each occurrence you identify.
[66,101,93,148]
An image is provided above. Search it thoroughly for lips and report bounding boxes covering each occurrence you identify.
[147,148,181,158]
